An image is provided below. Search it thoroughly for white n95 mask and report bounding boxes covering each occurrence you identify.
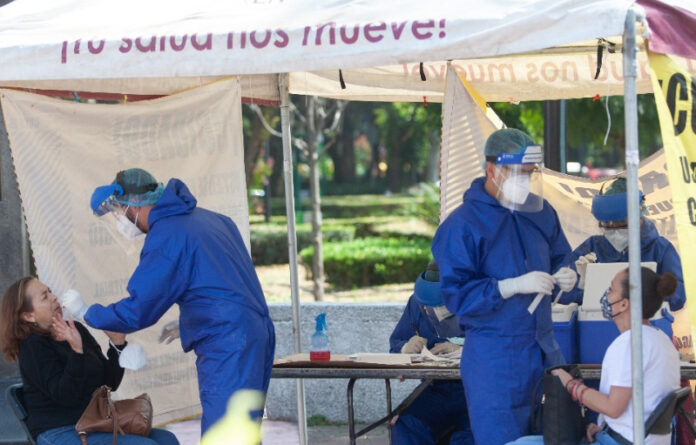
[604,228,629,252]
[502,175,531,205]
[117,343,147,371]
[115,214,144,240]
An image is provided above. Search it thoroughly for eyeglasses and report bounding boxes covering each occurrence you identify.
[599,220,628,229]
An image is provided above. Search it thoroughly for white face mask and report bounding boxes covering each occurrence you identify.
[604,228,629,252]
[115,210,144,240]
[501,174,531,205]
[117,342,147,371]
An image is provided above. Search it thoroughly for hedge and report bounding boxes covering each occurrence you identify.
[299,237,432,289]
[267,194,424,218]
[254,215,426,239]
[250,224,355,265]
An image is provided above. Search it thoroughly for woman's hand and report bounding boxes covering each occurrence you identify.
[551,368,572,387]
[104,330,126,347]
[586,423,602,443]
[52,314,83,354]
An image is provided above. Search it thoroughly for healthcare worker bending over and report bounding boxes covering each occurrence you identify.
[389,262,473,445]
[432,128,577,445]
[558,177,685,339]
[68,168,275,434]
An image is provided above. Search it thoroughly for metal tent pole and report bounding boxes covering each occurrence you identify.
[279,73,308,445]
[623,8,645,444]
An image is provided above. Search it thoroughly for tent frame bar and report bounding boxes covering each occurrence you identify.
[279,73,308,445]
[624,8,645,445]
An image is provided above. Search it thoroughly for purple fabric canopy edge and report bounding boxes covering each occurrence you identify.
[638,0,696,59]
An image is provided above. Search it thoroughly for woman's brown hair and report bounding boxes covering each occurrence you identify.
[619,268,677,319]
[0,277,36,362]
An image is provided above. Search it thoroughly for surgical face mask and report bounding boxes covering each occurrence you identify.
[115,208,144,240]
[603,228,629,252]
[600,289,624,320]
[501,174,531,205]
[115,342,147,371]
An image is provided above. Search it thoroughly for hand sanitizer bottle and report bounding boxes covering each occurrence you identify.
[310,313,330,361]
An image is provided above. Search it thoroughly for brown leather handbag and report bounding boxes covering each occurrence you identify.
[75,385,153,445]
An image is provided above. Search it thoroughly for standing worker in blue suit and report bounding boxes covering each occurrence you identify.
[432,129,578,445]
[389,261,473,445]
[65,168,275,435]
[558,177,685,339]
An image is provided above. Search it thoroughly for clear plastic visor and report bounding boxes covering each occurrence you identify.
[492,163,544,212]
[422,306,464,339]
[96,205,144,256]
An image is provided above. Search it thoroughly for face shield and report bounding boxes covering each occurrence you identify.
[90,184,145,255]
[422,306,464,339]
[491,145,544,212]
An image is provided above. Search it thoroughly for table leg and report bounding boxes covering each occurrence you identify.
[385,379,392,445]
[347,378,357,445]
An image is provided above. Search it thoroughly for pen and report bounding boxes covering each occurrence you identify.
[411,322,421,337]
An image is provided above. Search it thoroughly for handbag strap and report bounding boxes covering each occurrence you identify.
[105,388,124,445]
[529,375,544,434]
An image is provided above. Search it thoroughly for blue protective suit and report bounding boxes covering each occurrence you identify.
[558,217,685,338]
[389,278,473,445]
[432,177,571,445]
[85,179,275,434]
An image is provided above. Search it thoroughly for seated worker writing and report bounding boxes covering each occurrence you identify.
[389,262,473,445]
[507,267,680,445]
[0,277,179,445]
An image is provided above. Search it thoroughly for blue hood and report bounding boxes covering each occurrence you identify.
[463,177,500,208]
[413,273,443,306]
[148,178,197,228]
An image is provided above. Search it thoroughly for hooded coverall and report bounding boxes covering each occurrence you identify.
[86,179,275,433]
[432,177,571,445]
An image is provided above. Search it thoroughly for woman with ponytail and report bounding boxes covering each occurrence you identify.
[508,267,680,444]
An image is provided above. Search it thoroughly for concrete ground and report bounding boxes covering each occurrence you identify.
[165,418,389,445]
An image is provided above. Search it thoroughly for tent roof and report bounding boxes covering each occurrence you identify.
[0,0,693,101]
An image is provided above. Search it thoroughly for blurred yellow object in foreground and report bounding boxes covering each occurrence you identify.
[201,390,265,445]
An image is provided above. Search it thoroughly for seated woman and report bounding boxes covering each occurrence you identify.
[507,267,680,445]
[0,277,179,445]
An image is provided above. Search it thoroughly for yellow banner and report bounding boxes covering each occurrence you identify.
[649,52,696,359]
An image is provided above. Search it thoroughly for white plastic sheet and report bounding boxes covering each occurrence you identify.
[0,78,249,424]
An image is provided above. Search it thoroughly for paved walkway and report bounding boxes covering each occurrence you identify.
[165,418,389,445]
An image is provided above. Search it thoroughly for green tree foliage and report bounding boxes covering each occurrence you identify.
[373,102,442,192]
[565,94,661,169]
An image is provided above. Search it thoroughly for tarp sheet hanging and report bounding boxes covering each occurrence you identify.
[648,51,696,360]
[0,78,250,424]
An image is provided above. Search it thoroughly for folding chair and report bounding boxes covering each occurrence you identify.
[5,383,36,445]
[644,386,692,436]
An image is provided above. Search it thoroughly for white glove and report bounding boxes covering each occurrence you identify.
[429,341,461,355]
[574,252,597,290]
[59,289,89,322]
[401,336,427,354]
[159,321,180,344]
[498,271,555,299]
[553,267,578,292]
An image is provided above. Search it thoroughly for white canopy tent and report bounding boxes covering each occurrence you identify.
[1,0,695,443]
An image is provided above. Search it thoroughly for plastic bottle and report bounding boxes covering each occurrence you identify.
[310,313,330,361]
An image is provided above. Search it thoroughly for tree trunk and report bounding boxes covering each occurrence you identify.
[307,98,325,301]
[425,129,440,183]
[244,115,265,187]
[331,107,356,184]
